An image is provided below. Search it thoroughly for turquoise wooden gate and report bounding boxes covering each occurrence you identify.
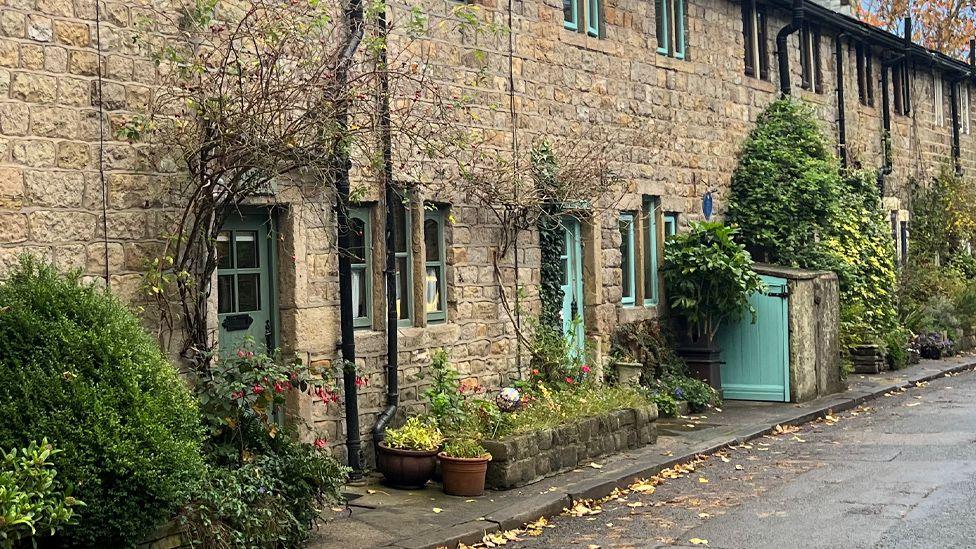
[717,275,790,402]
[560,217,585,358]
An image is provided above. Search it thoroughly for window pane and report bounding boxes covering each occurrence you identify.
[424,219,440,262]
[217,232,232,270]
[349,217,367,264]
[587,0,599,35]
[396,256,410,320]
[655,0,667,51]
[237,273,260,312]
[352,266,368,319]
[235,231,258,269]
[393,200,408,253]
[563,0,576,26]
[217,274,235,314]
[426,266,443,313]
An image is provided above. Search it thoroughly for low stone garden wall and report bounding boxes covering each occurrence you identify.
[481,404,658,490]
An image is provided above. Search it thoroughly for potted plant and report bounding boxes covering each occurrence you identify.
[663,221,764,390]
[612,354,643,386]
[378,416,444,489]
[437,438,492,497]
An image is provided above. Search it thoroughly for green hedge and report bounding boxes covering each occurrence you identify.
[0,258,205,546]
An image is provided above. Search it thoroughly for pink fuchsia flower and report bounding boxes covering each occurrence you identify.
[251,384,265,395]
[237,349,246,358]
[565,377,574,384]
[273,382,286,394]
[231,390,244,400]
[314,438,328,449]
[581,365,591,373]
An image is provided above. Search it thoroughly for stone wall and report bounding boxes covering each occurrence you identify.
[481,404,658,490]
[0,0,973,465]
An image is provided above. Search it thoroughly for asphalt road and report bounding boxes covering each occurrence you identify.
[510,368,976,549]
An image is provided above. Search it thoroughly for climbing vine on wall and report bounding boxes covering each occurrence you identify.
[729,97,900,359]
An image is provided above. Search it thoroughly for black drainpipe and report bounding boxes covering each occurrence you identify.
[878,16,910,184]
[371,0,399,454]
[336,0,366,477]
[776,0,804,96]
[835,32,849,167]
[950,73,963,175]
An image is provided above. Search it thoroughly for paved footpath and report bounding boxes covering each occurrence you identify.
[313,355,976,549]
[513,365,976,548]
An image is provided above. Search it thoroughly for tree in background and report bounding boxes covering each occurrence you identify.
[853,0,976,57]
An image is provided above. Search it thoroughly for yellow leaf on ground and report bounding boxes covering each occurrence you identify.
[720,456,731,463]
[589,462,603,469]
[698,477,709,483]
[627,502,644,508]
[734,464,744,471]
[432,507,443,513]
[689,538,709,545]
[699,512,711,518]
[905,402,921,407]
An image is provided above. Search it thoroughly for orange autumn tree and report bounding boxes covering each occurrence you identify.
[854,0,976,58]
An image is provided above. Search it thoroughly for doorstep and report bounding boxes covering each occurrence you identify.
[310,355,976,549]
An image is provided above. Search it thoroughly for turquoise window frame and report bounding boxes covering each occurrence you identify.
[349,206,372,329]
[656,0,686,58]
[564,0,579,31]
[424,207,448,323]
[642,197,660,306]
[664,212,678,237]
[393,199,414,327]
[586,0,600,37]
[620,213,636,307]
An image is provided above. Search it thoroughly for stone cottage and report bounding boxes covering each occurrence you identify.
[0,0,973,469]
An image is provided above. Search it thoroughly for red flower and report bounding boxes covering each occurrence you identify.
[581,365,591,373]
[314,438,328,449]
[237,349,246,358]
[565,377,574,384]
[251,384,265,395]
[274,382,286,394]
[231,390,244,400]
[532,369,540,375]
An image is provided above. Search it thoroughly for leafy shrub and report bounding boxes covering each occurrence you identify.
[883,326,913,370]
[1,440,83,546]
[179,437,348,548]
[384,417,444,452]
[527,319,592,388]
[441,439,489,459]
[658,375,719,412]
[0,258,204,546]
[663,221,765,343]
[609,320,685,382]
[186,340,348,548]
[649,392,679,418]
[915,332,954,359]
[421,348,466,433]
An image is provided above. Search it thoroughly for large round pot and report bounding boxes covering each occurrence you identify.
[438,453,492,497]
[377,443,439,489]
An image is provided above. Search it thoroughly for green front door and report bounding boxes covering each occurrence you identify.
[560,217,585,357]
[216,211,278,355]
[717,275,790,402]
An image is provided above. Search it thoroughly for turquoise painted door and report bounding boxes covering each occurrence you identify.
[717,275,790,402]
[216,211,278,355]
[560,217,585,357]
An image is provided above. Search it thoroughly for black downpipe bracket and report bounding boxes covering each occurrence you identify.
[371,1,399,454]
[835,32,848,167]
[336,0,366,477]
[776,0,805,96]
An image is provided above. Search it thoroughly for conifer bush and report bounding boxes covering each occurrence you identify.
[0,258,205,546]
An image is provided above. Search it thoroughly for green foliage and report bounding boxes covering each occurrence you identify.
[657,375,719,412]
[728,98,841,266]
[384,417,445,452]
[537,211,565,332]
[0,257,205,546]
[648,392,679,418]
[486,385,652,439]
[441,439,489,459]
[609,320,686,382]
[1,440,83,547]
[663,221,765,342]
[421,349,466,433]
[526,319,593,389]
[729,98,900,359]
[179,437,348,548]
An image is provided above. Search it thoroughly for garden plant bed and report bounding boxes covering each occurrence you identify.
[481,404,658,490]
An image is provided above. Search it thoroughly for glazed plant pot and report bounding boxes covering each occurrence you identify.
[438,453,492,497]
[377,443,439,489]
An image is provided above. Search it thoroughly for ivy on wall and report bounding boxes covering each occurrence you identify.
[532,142,566,334]
[728,98,900,357]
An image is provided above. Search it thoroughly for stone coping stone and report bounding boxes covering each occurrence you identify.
[481,404,658,490]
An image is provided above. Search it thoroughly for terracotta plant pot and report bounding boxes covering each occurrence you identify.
[438,453,492,497]
[377,443,439,489]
